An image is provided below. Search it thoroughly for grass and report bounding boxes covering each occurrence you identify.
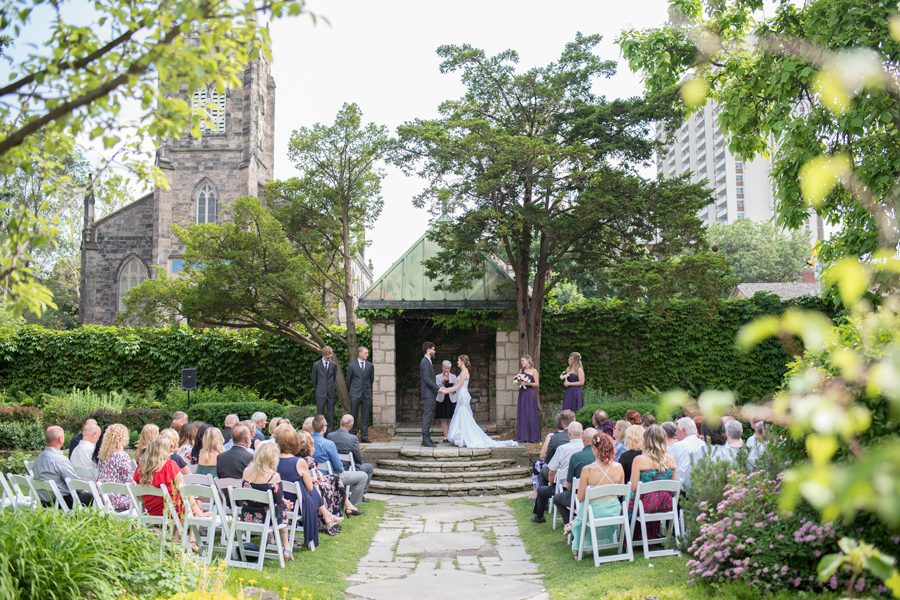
[225,499,386,599]
[508,497,830,600]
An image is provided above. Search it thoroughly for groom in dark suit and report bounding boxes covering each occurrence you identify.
[420,341,439,447]
[346,346,374,443]
[312,346,337,429]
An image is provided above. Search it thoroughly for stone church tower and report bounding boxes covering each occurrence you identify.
[80,59,277,324]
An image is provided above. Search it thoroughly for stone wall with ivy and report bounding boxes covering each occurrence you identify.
[0,325,369,403]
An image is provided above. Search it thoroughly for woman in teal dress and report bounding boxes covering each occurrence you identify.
[196,427,223,477]
[628,424,678,541]
[566,432,625,555]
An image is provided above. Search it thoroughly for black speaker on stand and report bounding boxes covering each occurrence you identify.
[182,368,197,407]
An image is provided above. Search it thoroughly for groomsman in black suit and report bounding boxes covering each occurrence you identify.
[346,346,374,443]
[312,346,337,429]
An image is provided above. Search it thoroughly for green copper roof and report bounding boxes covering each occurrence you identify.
[359,228,516,310]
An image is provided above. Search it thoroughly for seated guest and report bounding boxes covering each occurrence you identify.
[566,432,625,554]
[275,426,340,548]
[552,427,597,524]
[190,423,211,464]
[591,410,608,429]
[641,414,656,429]
[296,429,349,534]
[222,414,239,444]
[747,421,768,469]
[327,415,375,493]
[176,421,199,462]
[619,424,644,484]
[159,428,191,475]
[312,415,367,512]
[599,419,616,438]
[68,418,98,459]
[217,425,254,480]
[538,411,575,486]
[171,411,189,433]
[660,422,677,448]
[97,424,132,511]
[70,420,101,479]
[628,425,677,541]
[302,417,314,434]
[671,416,705,490]
[240,443,293,561]
[197,427,224,476]
[34,425,84,507]
[532,421,583,523]
[135,424,159,461]
[133,436,183,517]
[625,409,642,426]
[715,420,744,463]
[251,411,268,444]
[613,420,629,461]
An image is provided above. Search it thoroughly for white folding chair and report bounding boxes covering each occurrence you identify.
[7,474,39,509]
[224,487,287,570]
[575,484,634,566]
[338,452,356,471]
[188,464,199,474]
[566,476,580,544]
[184,473,215,487]
[215,477,242,517]
[550,479,565,529]
[132,483,181,558]
[97,482,137,518]
[319,461,334,475]
[180,483,228,564]
[23,460,34,477]
[1,472,33,512]
[73,466,97,481]
[630,479,682,558]
[281,480,312,552]
[29,478,70,512]
[65,478,103,510]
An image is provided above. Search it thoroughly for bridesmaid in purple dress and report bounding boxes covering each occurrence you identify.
[561,351,585,412]
[516,355,541,443]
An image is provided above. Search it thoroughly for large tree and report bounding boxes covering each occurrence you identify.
[268,103,390,357]
[395,34,711,366]
[707,220,812,283]
[618,0,900,264]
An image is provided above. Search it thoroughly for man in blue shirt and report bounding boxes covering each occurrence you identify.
[312,415,367,511]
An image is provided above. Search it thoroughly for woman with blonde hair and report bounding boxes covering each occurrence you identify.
[197,427,224,476]
[619,424,644,483]
[516,355,541,443]
[133,435,183,518]
[297,430,356,531]
[561,352,585,412]
[97,424,132,511]
[240,442,293,560]
[159,428,190,475]
[613,420,629,461]
[628,424,677,541]
[135,423,159,461]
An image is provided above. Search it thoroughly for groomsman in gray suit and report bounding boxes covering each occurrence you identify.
[346,346,374,443]
[312,346,337,429]
[420,341,439,447]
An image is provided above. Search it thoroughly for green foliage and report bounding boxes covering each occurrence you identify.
[681,452,746,543]
[0,324,367,401]
[0,406,42,424]
[0,451,31,475]
[0,509,195,599]
[0,422,42,450]
[41,388,128,425]
[708,221,813,283]
[574,390,660,426]
[544,295,830,403]
[188,401,288,426]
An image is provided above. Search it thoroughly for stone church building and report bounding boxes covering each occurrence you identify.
[79,58,278,324]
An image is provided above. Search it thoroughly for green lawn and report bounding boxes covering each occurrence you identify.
[225,499,386,599]
[508,497,827,600]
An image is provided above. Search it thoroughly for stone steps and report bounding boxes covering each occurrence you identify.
[377,457,518,472]
[368,476,533,497]
[374,466,530,484]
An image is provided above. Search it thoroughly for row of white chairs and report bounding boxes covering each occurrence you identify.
[0,470,310,571]
[553,477,685,567]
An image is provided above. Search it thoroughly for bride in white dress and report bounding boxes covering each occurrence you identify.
[447,355,518,449]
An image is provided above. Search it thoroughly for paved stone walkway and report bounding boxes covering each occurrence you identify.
[345,494,547,600]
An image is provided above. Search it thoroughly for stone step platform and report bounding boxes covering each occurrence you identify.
[393,422,499,436]
[368,476,533,497]
[377,457,518,472]
[374,466,530,484]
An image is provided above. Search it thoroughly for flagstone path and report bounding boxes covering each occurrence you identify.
[345,494,548,600]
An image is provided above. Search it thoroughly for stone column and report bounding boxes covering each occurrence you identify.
[371,319,397,432]
[494,329,520,427]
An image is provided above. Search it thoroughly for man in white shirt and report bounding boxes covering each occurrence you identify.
[532,421,583,522]
[70,421,101,480]
[670,416,706,490]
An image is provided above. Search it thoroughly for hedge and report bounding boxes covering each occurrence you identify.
[575,399,660,427]
[0,422,43,450]
[188,401,287,427]
[0,325,368,402]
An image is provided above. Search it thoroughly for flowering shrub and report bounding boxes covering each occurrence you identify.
[687,470,893,595]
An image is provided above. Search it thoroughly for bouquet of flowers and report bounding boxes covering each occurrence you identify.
[559,370,569,381]
[513,373,530,389]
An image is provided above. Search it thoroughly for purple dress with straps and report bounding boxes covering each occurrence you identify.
[516,371,541,443]
[562,372,584,412]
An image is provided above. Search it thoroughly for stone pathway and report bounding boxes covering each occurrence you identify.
[345,494,547,600]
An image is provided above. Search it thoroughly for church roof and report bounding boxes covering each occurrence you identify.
[359,223,516,310]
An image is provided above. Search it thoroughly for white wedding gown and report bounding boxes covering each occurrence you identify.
[447,376,518,449]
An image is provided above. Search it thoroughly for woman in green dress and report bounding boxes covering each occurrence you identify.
[566,432,625,556]
[196,427,223,477]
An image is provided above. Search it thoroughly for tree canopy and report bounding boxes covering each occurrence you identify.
[708,220,812,283]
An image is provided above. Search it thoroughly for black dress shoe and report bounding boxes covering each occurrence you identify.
[360,437,371,444]
[422,438,436,447]
[532,515,546,524]
[347,509,364,517]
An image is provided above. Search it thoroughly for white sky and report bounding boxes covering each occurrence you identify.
[268,0,671,276]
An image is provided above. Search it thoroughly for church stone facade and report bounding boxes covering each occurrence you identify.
[80,58,277,325]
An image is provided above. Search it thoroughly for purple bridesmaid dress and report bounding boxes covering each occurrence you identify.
[562,372,584,412]
[516,370,541,443]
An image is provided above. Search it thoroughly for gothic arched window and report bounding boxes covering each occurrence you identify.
[117,256,148,312]
[195,182,217,224]
[191,85,227,134]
